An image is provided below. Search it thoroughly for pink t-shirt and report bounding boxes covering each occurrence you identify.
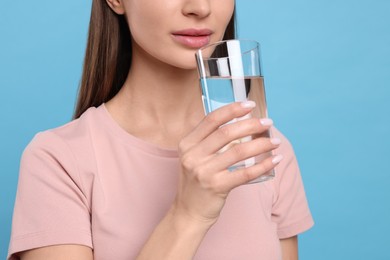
[8,104,313,260]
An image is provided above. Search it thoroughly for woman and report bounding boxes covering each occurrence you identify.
[8,0,313,259]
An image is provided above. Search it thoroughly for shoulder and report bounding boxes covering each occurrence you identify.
[270,127,297,165]
[270,127,294,150]
[26,106,99,152]
[269,127,314,238]
[9,110,99,259]
[269,126,301,194]
[22,106,101,179]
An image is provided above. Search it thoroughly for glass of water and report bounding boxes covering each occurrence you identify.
[195,39,274,183]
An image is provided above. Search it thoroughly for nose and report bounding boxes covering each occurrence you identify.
[182,0,211,18]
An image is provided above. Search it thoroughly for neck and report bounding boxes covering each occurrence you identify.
[105,45,205,148]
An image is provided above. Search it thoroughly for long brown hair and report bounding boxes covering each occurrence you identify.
[74,0,237,119]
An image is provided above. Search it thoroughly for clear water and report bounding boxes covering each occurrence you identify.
[200,76,274,183]
[200,76,267,118]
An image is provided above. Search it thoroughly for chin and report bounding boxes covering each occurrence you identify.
[167,56,199,71]
[178,63,198,70]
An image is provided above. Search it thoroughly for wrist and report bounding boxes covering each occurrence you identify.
[168,204,216,233]
[136,205,214,260]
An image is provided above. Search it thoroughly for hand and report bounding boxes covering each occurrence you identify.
[173,101,282,226]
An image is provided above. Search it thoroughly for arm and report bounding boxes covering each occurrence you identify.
[135,206,214,259]
[280,236,298,260]
[8,132,94,260]
[136,102,281,259]
[19,245,93,260]
[16,214,209,260]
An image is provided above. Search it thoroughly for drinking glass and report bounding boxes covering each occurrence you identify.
[195,39,274,183]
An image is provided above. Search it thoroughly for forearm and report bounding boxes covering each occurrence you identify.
[136,206,214,260]
[280,236,298,260]
[137,102,279,259]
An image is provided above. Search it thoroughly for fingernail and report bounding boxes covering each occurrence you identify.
[272,155,284,164]
[260,118,273,126]
[270,138,281,145]
[240,100,256,108]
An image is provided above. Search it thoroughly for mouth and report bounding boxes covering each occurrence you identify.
[172,29,213,49]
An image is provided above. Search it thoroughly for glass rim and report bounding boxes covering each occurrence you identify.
[195,39,260,60]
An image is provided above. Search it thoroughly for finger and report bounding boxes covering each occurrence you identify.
[194,117,273,156]
[205,135,281,173]
[220,154,284,189]
[179,101,256,152]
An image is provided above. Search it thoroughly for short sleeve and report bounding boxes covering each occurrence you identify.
[8,131,92,259]
[270,128,314,239]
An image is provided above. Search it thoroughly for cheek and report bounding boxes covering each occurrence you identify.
[224,3,235,28]
[208,3,235,43]
[125,1,164,40]
[220,2,235,30]
[127,10,167,56]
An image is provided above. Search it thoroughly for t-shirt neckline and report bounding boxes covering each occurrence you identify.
[97,104,179,158]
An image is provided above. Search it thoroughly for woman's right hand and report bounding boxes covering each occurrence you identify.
[138,101,283,259]
[172,100,283,226]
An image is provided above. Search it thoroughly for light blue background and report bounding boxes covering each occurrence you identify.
[1,1,389,259]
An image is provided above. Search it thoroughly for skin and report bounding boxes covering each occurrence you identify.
[19,0,298,259]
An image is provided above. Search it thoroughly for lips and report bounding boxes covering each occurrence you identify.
[172,29,213,49]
